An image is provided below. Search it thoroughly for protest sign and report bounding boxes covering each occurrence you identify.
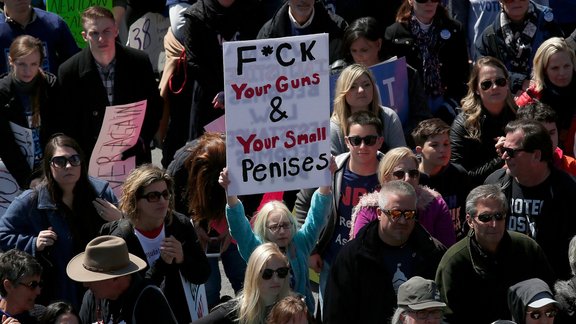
[127,12,170,73]
[88,100,146,198]
[180,272,208,321]
[223,34,331,196]
[46,0,113,48]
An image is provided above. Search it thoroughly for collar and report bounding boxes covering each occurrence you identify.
[4,7,36,28]
[288,6,315,29]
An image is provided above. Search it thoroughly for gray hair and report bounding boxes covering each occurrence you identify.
[568,235,576,276]
[0,249,42,297]
[465,184,508,217]
[378,180,418,210]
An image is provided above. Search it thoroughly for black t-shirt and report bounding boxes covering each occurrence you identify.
[508,177,552,238]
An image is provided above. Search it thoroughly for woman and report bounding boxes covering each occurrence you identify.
[383,0,469,124]
[101,164,210,324]
[195,243,292,324]
[509,278,559,324]
[0,35,59,189]
[0,249,43,324]
[476,0,563,95]
[332,17,431,144]
[351,147,456,247]
[516,37,576,156]
[0,134,119,308]
[331,64,406,155]
[219,165,333,311]
[450,56,517,186]
[39,301,79,324]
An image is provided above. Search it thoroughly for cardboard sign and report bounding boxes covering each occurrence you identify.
[88,100,146,198]
[127,12,170,73]
[180,272,209,321]
[223,34,331,196]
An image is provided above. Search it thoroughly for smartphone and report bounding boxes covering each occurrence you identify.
[205,238,221,258]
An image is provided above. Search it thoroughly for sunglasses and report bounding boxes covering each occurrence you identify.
[50,154,82,168]
[392,169,420,179]
[138,189,171,202]
[267,222,291,233]
[381,209,417,222]
[414,0,440,3]
[261,267,290,280]
[501,147,526,158]
[347,135,379,147]
[527,309,557,320]
[480,77,508,91]
[476,213,505,223]
[18,280,43,289]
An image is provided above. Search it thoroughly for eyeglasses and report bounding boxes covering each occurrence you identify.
[479,77,508,91]
[138,190,171,202]
[392,169,420,179]
[414,0,440,3]
[408,309,443,320]
[50,154,82,168]
[527,309,557,320]
[261,267,290,280]
[18,280,43,289]
[501,147,526,158]
[267,222,291,233]
[476,213,506,223]
[347,135,379,147]
[381,209,417,222]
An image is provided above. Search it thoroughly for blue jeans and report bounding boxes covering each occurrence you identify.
[205,242,247,309]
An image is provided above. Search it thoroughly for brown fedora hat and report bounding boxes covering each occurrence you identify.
[66,236,147,282]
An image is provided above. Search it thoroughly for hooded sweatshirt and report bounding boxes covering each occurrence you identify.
[508,278,558,324]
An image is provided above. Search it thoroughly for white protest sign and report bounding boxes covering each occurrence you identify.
[88,101,147,198]
[9,122,34,168]
[180,272,209,321]
[127,12,170,73]
[223,34,331,196]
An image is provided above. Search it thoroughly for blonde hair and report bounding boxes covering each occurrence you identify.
[460,56,517,140]
[119,164,175,225]
[377,147,419,184]
[237,243,291,324]
[532,37,576,92]
[253,201,297,244]
[332,64,382,136]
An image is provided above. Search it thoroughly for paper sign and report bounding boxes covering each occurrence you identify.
[9,122,34,169]
[204,115,226,133]
[223,34,331,196]
[0,162,21,217]
[180,272,208,321]
[88,100,147,198]
[127,12,170,73]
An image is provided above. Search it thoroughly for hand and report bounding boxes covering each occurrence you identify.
[218,230,231,254]
[93,198,123,221]
[308,253,323,273]
[495,136,506,157]
[219,168,239,206]
[195,225,210,251]
[161,235,184,264]
[2,314,20,324]
[36,227,57,252]
[212,91,225,109]
[319,155,335,195]
[121,137,146,160]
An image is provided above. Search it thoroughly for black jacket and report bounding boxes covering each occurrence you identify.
[100,212,210,324]
[257,1,347,64]
[324,220,446,323]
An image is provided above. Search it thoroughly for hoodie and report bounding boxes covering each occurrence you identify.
[508,278,558,324]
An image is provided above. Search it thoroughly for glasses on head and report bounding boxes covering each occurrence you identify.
[50,154,82,168]
[408,309,443,320]
[18,280,43,289]
[138,190,171,203]
[479,77,508,91]
[381,209,417,222]
[414,0,440,3]
[261,267,290,280]
[476,212,506,223]
[347,135,379,147]
[392,169,420,180]
[501,147,526,158]
[267,222,291,233]
[527,309,557,320]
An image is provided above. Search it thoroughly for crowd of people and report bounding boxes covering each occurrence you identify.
[0,0,576,323]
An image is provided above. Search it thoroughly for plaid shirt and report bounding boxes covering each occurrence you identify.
[96,58,116,104]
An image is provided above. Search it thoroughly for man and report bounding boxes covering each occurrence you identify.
[0,0,79,74]
[485,119,576,279]
[67,235,177,324]
[294,111,384,315]
[391,276,447,324]
[58,6,162,164]
[324,180,446,323]
[257,0,347,63]
[435,184,555,324]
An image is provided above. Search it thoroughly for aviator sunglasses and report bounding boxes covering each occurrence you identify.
[347,135,379,146]
[476,213,505,223]
[526,309,557,320]
[261,267,290,280]
[480,77,508,91]
[392,169,420,179]
[50,154,82,168]
[381,209,417,222]
[138,190,171,203]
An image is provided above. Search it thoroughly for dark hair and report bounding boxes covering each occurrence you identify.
[346,110,383,135]
[186,132,227,222]
[81,6,115,30]
[411,118,450,147]
[341,17,383,63]
[39,301,79,324]
[0,249,42,297]
[505,119,554,163]
[396,0,450,23]
[516,102,557,124]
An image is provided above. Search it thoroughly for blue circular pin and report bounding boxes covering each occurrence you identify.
[440,29,451,40]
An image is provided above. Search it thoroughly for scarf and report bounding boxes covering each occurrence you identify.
[410,14,443,97]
